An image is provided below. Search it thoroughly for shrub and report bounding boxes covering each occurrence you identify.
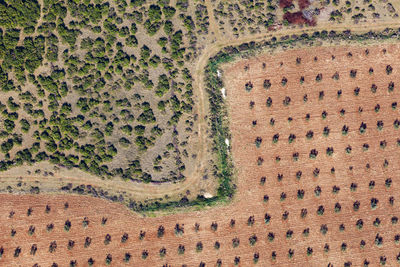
[373,217,381,227]
[178,244,185,255]
[300,208,307,218]
[84,237,91,248]
[82,217,89,228]
[139,230,146,240]
[267,232,274,242]
[353,201,360,211]
[395,235,400,244]
[283,96,291,106]
[157,225,165,238]
[4,119,15,133]
[380,256,386,265]
[49,241,57,253]
[315,73,323,82]
[121,233,129,243]
[159,247,166,257]
[266,97,272,107]
[371,84,377,93]
[196,242,203,252]
[385,178,392,188]
[314,186,321,196]
[288,134,296,143]
[309,149,318,159]
[386,65,393,75]
[104,234,111,245]
[394,119,400,129]
[248,234,257,246]
[326,147,334,156]
[254,137,262,148]
[232,237,240,247]
[46,223,54,232]
[323,126,330,137]
[282,211,289,220]
[253,252,259,263]
[332,72,339,80]
[263,79,271,89]
[297,189,305,199]
[28,225,35,235]
[67,240,75,250]
[306,130,313,140]
[388,81,395,92]
[245,81,253,92]
[211,222,218,231]
[87,258,94,266]
[342,125,349,135]
[174,224,184,236]
[281,77,287,86]
[371,198,379,209]
[359,122,367,133]
[272,133,279,143]
[354,87,360,96]
[286,230,293,239]
[307,247,313,256]
[141,250,148,259]
[247,215,255,226]
[288,249,294,259]
[64,220,71,231]
[375,234,383,247]
[317,205,325,216]
[124,253,131,263]
[334,203,341,213]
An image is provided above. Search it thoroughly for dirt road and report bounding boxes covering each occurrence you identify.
[1,7,400,206]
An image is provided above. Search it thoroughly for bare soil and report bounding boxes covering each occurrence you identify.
[1,43,400,267]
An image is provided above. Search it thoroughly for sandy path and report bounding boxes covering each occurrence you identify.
[1,12,400,206]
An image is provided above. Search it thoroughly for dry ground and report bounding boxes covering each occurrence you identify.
[1,43,400,266]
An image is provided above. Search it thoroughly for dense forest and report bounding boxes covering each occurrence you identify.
[0,0,210,184]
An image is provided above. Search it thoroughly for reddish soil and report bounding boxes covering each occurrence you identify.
[1,44,400,267]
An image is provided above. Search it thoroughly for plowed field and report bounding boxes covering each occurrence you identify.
[1,43,400,267]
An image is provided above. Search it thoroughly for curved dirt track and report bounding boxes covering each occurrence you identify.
[3,17,400,204]
[2,42,400,267]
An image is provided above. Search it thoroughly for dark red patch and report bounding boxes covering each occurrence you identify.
[279,0,294,9]
[298,0,311,10]
[283,11,316,26]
